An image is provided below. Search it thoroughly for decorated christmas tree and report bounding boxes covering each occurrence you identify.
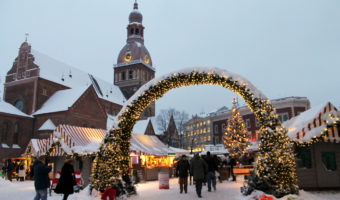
[224,98,250,157]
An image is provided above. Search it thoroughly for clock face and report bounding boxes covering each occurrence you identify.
[144,54,150,64]
[14,100,24,111]
[124,52,132,62]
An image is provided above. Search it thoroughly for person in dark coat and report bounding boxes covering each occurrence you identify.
[175,155,190,194]
[33,157,52,200]
[229,156,237,181]
[55,159,76,200]
[204,152,218,192]
[190,154,207,198]
[6,159,14,181]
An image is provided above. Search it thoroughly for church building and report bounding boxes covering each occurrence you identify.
[0,2,163,159]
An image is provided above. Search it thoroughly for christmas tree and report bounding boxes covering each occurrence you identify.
[224,98,250,157]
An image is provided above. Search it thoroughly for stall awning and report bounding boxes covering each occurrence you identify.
[283,102,339,143]
[130,134,171,156]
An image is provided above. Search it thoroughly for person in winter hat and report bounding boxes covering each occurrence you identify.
[55,158,76,200]
[33,157,52,200]
[176,155,190,194]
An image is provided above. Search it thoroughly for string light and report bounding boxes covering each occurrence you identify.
[91,71,299,197]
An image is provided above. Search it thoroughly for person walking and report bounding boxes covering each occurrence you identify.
[33,157,52,200]
[229,155,237,181]
[55,158,76,200]
[204,152,218,192]
[176,155,190,194]
[18,161,26,181]
[6,159,14,181]
[190,154,207,198]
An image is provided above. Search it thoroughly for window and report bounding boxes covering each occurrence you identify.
[25,71,30,77]
[128,70,134,79]
[13,123,19,144]
[121,71,126,80]
[322,152,337,171]
[42,89,48,96]
[130,28,134,34]
[278,113,289,122]
[245,119,251,129]
[1,123,9,143]
[135,28,139,35]
[296,147,312,168]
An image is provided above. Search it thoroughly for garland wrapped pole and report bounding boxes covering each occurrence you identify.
[91,67,298,197]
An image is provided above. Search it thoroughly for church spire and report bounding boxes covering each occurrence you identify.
[133,0,138,10]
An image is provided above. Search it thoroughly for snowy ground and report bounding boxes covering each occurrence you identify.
[1,177,340,200]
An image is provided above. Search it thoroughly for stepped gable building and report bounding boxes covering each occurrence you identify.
[114,2,155,119]
[0,40,126,159]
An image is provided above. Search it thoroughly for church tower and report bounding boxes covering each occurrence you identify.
[114,1,155,118]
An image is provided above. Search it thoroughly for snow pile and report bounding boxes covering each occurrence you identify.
[1,179,340,200]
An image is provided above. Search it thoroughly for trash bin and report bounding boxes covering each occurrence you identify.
[158,172,169,189]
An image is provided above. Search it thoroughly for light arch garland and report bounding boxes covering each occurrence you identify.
[92,67,298,197]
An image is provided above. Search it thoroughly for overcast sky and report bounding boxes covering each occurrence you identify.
[0,0,339,116]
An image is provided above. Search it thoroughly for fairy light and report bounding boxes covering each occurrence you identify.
[91,71,299,197]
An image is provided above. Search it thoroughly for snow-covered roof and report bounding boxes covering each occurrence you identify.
[130,134,171,156]
[283,102,339,142]
[38,119,56,131]
[31,49,126,106]
[34,86,89,115]
[0,100,32,118]
[30,124,175,156]
[168,146,190,155]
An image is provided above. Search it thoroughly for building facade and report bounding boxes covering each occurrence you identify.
[0,2,156,160]
[183,96,311,152]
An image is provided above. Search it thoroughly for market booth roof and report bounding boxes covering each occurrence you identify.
[25,124,182,156]
[283,102,339,143]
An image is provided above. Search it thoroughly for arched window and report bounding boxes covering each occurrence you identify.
[1,123,9,144]
[130,28,134,35]
[13,123,19,144]
[135,28,139,35]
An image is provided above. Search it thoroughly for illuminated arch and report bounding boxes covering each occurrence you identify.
[92,67,298,197]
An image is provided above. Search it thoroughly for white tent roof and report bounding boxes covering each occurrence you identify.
[28,125,177,156]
